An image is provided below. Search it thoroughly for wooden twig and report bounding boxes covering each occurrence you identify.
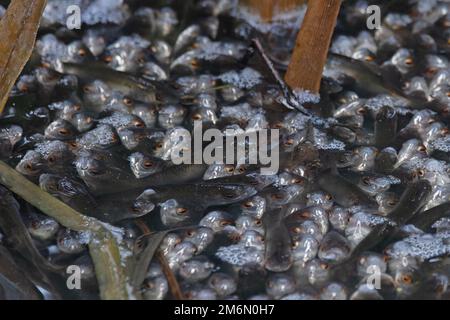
[285,0,342,93]
[0,160,131,300]
[134,220,184,300]
[0,0,47,114]
[241,0,306,21]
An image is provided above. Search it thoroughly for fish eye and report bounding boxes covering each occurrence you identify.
[58,128,69,135]
[388,200,397,206]
[254,219,262,226]
[223,192,237,199]
[154,143,163,150]
[426,67,437,76]
[402,275,413,284]
[404,58,414,65]
[416,169,425,177]
[284,138,294,146]
[362,177,371,185]
[291,226,301,234]
[145,282,155,289]
[123,97,133,106]
[192,114,202,120]
[186,230,195,237]
[131,205,141,213]
[69,141,78,148]
[356,107,366,115]
[138,57,146,64]
[271,193,284,200]
[300,211,312,219]
[73,104,81,111]
[25,163,33,171]
[103,55,113,63]
[238,167,245,173]
[292,178,303,184]
[292,241,299,249]
[83,85,91,93]
[220,220,232,227]
[89,169,100,176]
[325,194,333,200]
[417,145,427,153]
[133,120,145,128]
[176,207,188,215]
[31,220,40,229]
[243,201,253,208]
[365,56,374,62]
[190,59,199,68]
[48,156,55,163]
[225,165,234,173]
[320,262,329,270]
[143,160,153,168]
[273,122,283,129]
[78,48,87,57]
[441,128,449,135]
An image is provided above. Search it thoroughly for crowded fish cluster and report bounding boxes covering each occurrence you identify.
[0,0,449,300]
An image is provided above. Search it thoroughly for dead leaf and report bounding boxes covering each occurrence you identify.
[0,0,47,114]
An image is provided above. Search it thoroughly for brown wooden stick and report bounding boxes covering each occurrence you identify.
[285,0,342,93]
[0,0,47,114]
[241,0,306,21]
[135,219,184,300]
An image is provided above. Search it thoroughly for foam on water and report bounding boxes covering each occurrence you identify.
[215,244,264,266]
[218,67,262,89]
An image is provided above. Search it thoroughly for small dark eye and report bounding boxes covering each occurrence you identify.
[225,165,234,173]
[356,107,366,115]
[78,48,87,57]
[143,160,153,168]
[223,192,236,199]
[133,120,145,128]
[190,59,199,67]
[83,86,91,93]
[402,275,413,284]
[25,163,33,171]
[192,114,202,120]
[362,177,371,185]
[89,169,100,176]
[48,156,55,163]
[73,104,81,111]
[320,263,329,270]
[243,201,253,208]
[103,55,113,63]
[176,208,188,215]
[404,58,414,65]
[417,169,425,177]
[284,138,294,146]
[255,219,262,226]
[123,97,133,106]
[291,226,301,234]
[58,128,69,135]
[417,145,427,152]
[365,56,374,62]
[325,194,333,200]
[220,220,231,227]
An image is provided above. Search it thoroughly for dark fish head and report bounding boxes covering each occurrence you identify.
[128,152,165,178]
[75,156,107,179]
[44,119,77,140]
[27,213,59,241]
[212,184,257,205]
[16,150,46,176]
[57,228,87,254]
